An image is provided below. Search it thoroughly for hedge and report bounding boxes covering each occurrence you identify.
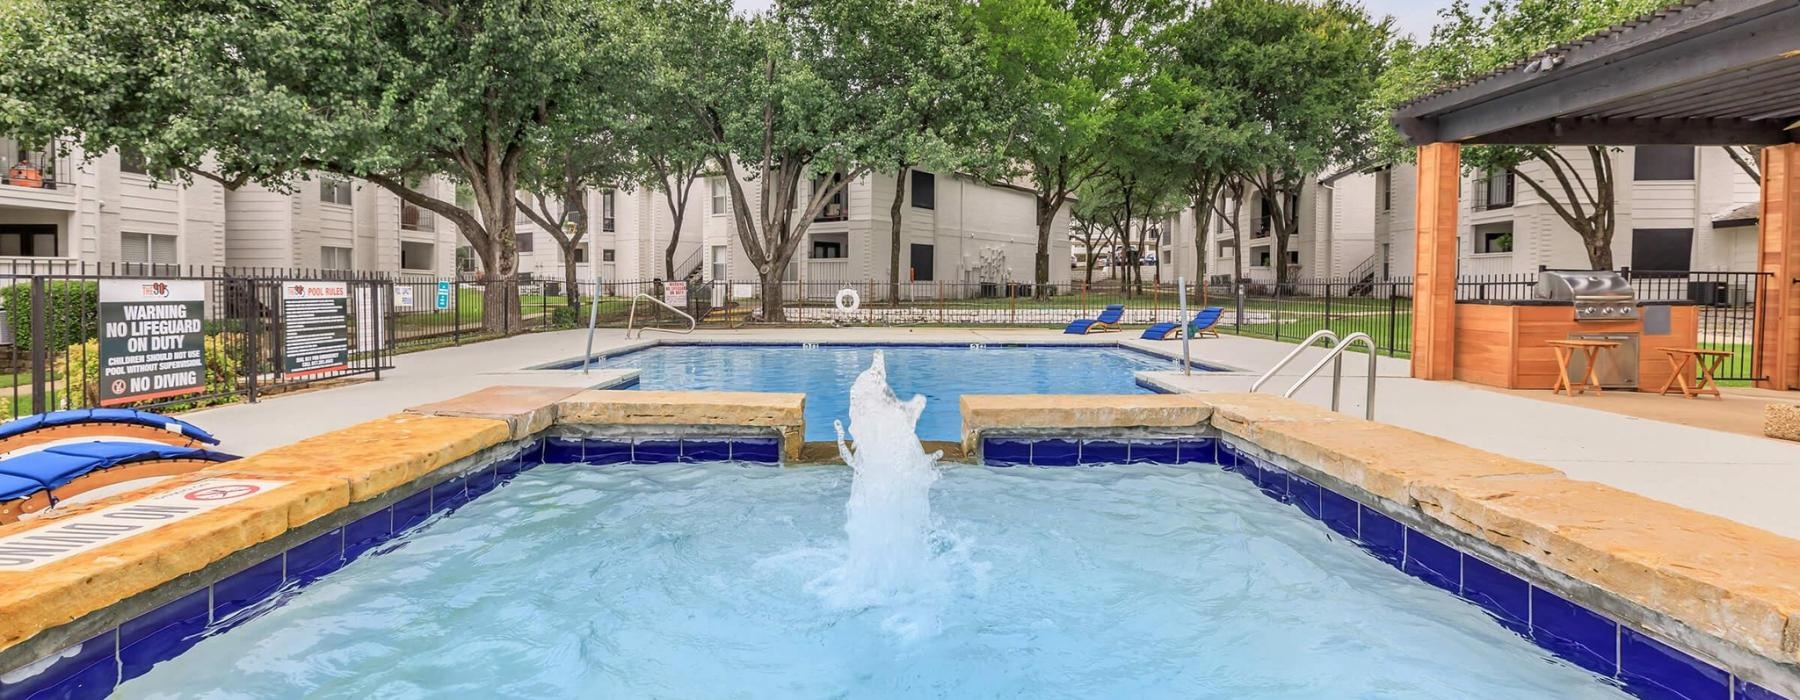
[0,280,98,352]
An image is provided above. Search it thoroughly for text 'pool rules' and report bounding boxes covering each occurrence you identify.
[98,279,207,406]
[282,281,350,378]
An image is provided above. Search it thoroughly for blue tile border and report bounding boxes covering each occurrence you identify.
[967,434,1790,700]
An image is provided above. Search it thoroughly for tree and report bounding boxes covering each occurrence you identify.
[1724,145,1762,184]
[3,0,642,332]
[633,0,727,282]
[515,130,633,309]
[1379,0,1668,270]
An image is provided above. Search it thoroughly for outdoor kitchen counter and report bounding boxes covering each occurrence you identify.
[1453,301,1699,391]
[1457,299,1700,306]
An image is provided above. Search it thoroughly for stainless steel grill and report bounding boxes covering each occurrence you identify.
[1535,270,1637,321]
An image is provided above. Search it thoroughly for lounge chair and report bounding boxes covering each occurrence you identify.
[1141,306,1224,340]
[0,441,236,523]
[1064,304,1126,334]
[0,408,221,457]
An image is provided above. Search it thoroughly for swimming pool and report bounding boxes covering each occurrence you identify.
[579,344,1178,441]
[116,461,1630,698]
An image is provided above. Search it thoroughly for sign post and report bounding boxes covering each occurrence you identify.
[97,279,208,406]
[281,281,350,378]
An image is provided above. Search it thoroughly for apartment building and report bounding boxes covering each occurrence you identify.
[1372,145,1759,281]
[513,185,694,292]
[1152,170,1379,285]
[0,137,462,276]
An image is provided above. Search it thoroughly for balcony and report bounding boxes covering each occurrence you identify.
[2,137,74,191]
[1474,172,1515,210]
[401,201,435,233]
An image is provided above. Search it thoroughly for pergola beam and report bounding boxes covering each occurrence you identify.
[1465,118,1793,146]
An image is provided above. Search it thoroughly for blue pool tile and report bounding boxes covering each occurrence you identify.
[465,466,498,499]
[1289,475,1322,520]
[1078,440,1129,465]
[1358,505,1404,566]
[1258,464,1291,503]
[120,587,209,681]
[982,437,1031,466]
[1735,680,1788,700]
[543,437,583,463]
[1460,555,1530,634]
[1403,529,1460,593]
[1216,441,1239,471]
[581,439,633,465]
[432,476,469,513]
[1175,437,1216,464]
[1127,440,1179,464]
[213,555,285,622]
[1531,587,1619,677]
[393,489,431,532]
[286,528,345,585]
[633,439,683,464]
[681,440,732,463]
[345,507,394,562]
[732,438,781,464]
[1031,439,1080,467]
[0,630,118,699]
[1319,488,1360,539]
[1619,629,1729,700]
[495,453,525,477]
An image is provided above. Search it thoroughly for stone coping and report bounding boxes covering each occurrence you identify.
[963,392,1800,677]
[555,389,806,460]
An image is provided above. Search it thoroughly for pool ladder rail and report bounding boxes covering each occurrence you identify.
[1249,330,1378,420]
[624,293,697,340]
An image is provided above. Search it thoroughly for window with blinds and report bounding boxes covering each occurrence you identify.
[319,178,354,205]
[320,245,353,270]
[122,233,177,265]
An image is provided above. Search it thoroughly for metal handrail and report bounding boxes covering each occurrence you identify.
[1249,330,1341,393]
[1281,332,1378,419]
[625,293,696,339]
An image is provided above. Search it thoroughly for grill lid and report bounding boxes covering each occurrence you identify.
[1534,270,1634,301]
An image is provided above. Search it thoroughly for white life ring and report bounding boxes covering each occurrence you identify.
[834,288,861,312]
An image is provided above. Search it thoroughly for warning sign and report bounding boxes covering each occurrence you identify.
[97,279,207,406]
[663,280,688,307]
[282,281,350,378]
[0,478,286,571]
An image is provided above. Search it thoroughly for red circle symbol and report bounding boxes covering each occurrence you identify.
[185,484,260,501]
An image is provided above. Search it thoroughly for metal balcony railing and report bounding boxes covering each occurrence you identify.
[1,137,75,191]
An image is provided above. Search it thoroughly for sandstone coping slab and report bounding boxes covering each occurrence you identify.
[1768,403,1800,442]
[557,390,807,460]
[407,385,586,440]
[218,413,512,503]
[958,394,1216,453]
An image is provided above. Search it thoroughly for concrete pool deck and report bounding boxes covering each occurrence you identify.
[179,326,1800,539]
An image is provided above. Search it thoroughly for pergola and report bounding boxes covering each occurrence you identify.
[1389,0,1800,389]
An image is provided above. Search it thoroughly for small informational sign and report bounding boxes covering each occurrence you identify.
[282,281,350,378]
[0,478,287,571]
[435,281,451,310]
[664,280,688,307]
[393,285,414,309]
[97,279,207,406]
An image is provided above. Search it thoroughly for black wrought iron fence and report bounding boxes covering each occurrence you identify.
[1623,269,1766,382]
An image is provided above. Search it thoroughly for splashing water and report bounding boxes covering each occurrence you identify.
[813,352,951,638]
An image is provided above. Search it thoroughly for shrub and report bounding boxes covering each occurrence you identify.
[0,281,98,353]
[549,304,584,328]
[52,334,244,411]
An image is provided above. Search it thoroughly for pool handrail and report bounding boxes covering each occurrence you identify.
[625,293,697,340]
[1249,330,1341,393]
[1281,332,1377,420]
[581,274,603,375]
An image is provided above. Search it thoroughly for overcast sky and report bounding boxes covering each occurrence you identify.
[727,0,1456,40]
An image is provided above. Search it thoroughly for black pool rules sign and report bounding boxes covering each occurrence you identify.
[98,279,207,406]
[282,281,350,378]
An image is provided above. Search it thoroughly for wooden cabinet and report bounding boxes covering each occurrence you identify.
[1453,303,1698,390]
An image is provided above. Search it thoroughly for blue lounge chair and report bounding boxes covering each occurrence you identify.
[0,408,221,456]
[0,441,236,523]
[1064,304,1126,334]
[1141,306,1224,340]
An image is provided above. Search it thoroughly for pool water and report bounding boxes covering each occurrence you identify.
[586,344,1171,441]
[120,462,1628,699]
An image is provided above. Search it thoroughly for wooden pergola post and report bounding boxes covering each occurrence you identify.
[1411,142,1461,380]
[1757,143,1800,390]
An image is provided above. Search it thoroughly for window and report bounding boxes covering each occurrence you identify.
[1378,169,1392,212]
[1474,223,1514,254]
[710,178,728,215]
[601,189,616,232]
[320,245,353,271]
[1286,250,1300,265]
[910,170,935,210]
[813,174,847,221]
[1479,170,1514,209]
[1217,239,1235,258]
[118,147,164,177]
[401,202,434,232]
[602,248,616,263]
[711,245,727,280]
[1252,246,1271,268]
[812,240,845,259]
[1630,228,1694,272]
[1634,146,1695,181]
[570,247,588,264]
[909,243,935,281]
[1257,196,1273,236]
[517,230,534,253]
[123,232,178,266]
[0,224,59,257]
[400,241,434,271]
[319,178,353,205]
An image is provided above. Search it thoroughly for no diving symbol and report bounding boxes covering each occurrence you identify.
[110,379,127,395]
[185,484,261,501]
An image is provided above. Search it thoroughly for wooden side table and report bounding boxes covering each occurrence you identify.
[1546,339,1619,397]
[1656,348,1734,398]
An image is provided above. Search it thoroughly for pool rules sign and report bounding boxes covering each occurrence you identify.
[282,281,350,378]
[98,280,207,406]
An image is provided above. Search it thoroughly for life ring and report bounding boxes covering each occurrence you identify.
[834,288,861,312]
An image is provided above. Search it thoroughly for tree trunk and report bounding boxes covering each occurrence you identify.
[888,164,909,306]
[562,246,580,310]
[470,193,520,333]
[760,266,785,321]
[1035,196,1056,297]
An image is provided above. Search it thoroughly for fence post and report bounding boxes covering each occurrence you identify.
[245,278,260,403]
[1009,282,1016,324]
[29,277,46,415]
[937,281,944,324]
[1235,279,1245,335]
[1324,278,1334,336]
[453,277,462,345]
[1387,286,1400,357]
[1273,279,1284,343]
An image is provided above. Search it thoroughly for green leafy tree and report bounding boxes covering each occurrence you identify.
[2,0,643,332]
[631,0,729,282]
[515,129,634,309]
[1379,0,1669,270]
